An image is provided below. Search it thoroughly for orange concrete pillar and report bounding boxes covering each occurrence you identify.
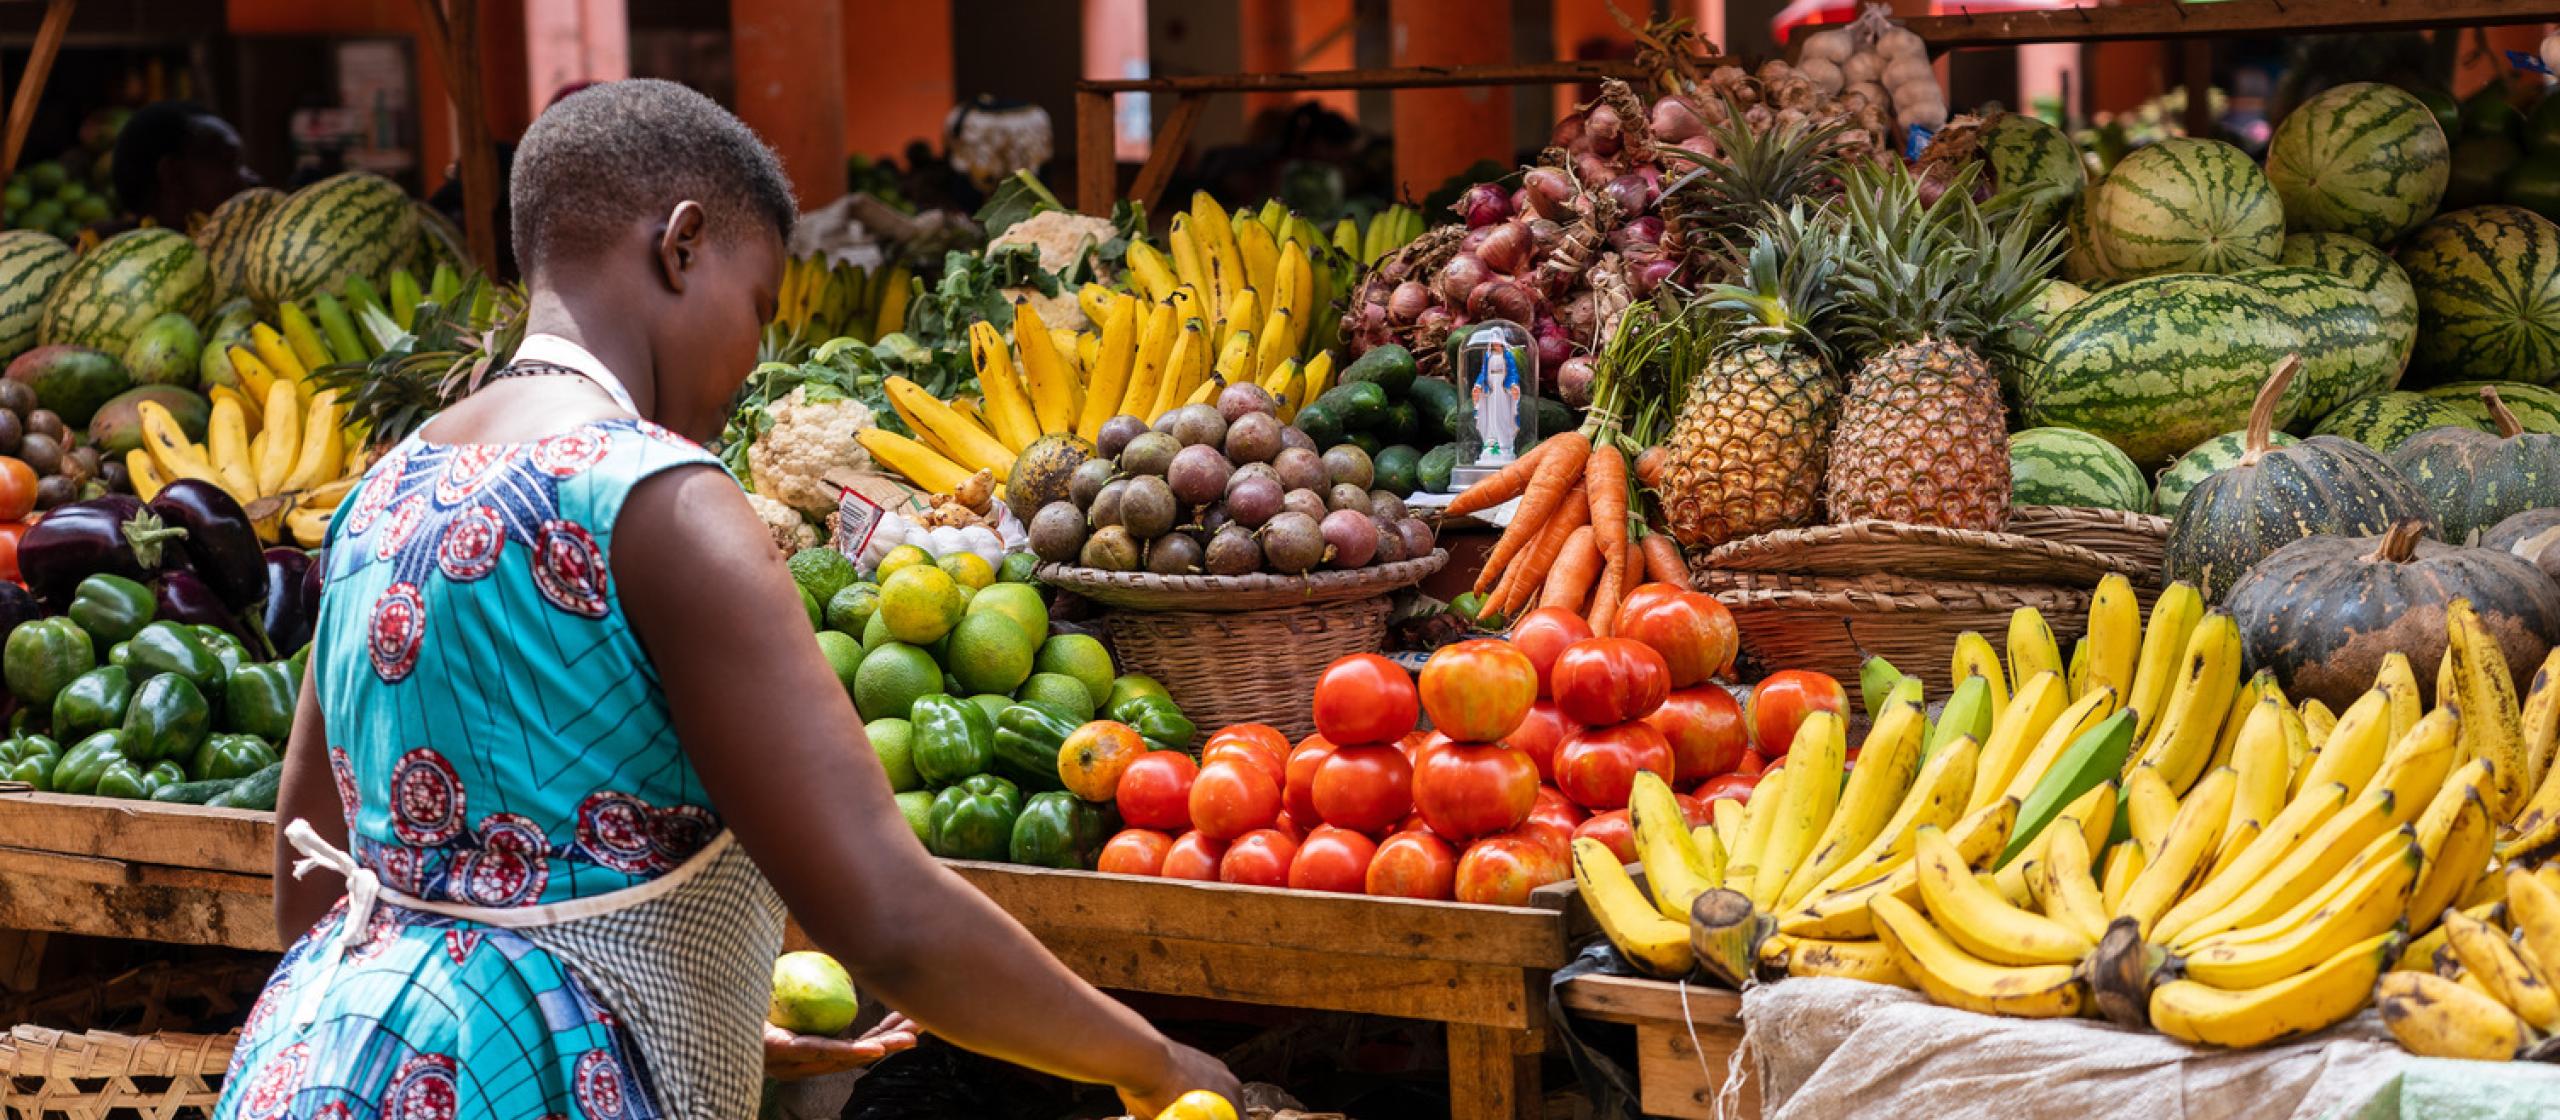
[2089,41,2163,116]
[1240,0,1296,121]
[1294,0,1358,121]
[1554,0,1634,122]
[733,0,847,208]
[844,0,952,159]
[1391,0,1515,197]
[524,0,627,119]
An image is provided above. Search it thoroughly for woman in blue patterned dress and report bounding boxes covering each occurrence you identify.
[217,80,1237,1120]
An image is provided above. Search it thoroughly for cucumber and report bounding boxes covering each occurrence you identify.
[206,761,283,810]
[1294,402,1344,447]
[1340,343,1418,398]
[150,777,241,805]
[1409,377,1460,441]
[1347,431,1383,459]
[1379,401,1418,442]
[1375,444,1422,495]
[1320,381,1389,429]
[1533,396,1575,441]
[1418,443,1459,493]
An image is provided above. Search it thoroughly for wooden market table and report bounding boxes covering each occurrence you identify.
[1557,975,1755,1120]
[0,791,1587,1120]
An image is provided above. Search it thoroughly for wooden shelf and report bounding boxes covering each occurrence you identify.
[1908,0,2560,51]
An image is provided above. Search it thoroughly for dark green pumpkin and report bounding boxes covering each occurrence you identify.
[2226,521,2560,710]
[2165,356,2437,603]
[2388,388,2560,545]
[2482,507,2560,583]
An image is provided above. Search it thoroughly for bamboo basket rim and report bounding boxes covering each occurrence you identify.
[1037,549,1448,612]
[2005,504,2171,537]
[1700,520,2142,585]
[1692,568,2095,611]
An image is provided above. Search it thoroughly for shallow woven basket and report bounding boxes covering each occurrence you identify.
[2005,506,2172,585]
[1099,598,1395,740]
[1693,568,2096,684]
[1038,550,1447,613]
[1703,520,2145,586]
[1,1026,235,1120]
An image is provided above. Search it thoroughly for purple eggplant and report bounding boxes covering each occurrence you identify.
[154,569,248,640]
[149,480,266,614]
[0,581,40,646]
[17,495,187,612]
[301,547,326,619]
[262,548,315,655]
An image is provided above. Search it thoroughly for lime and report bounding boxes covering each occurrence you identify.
[825,583,880,636]
[955,583,977,609]
[770,951,861,1036]
[999,552,1039,583]
[1033,633,1115,711]
[893,790,935,844]
[788,547,859,605]
[879,564,964,644]
[938,551,996,590]
[852,642,941,721]
[967,582,1050,644]
[799,585,822,630]
[815,630,863,694]
[860,609,893,654]
[876,544,932,580]
[968,693,1013,725]
[947,610,1036,695]
[1107,673,1172,712]
[1017,671,1098,722]
[865,717,921,792]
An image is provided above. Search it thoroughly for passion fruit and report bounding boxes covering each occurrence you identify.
[1030,501,1087,563]
[1087,479,1129,528]
[1167,404,1228,449]
[1167,444,1235,508]
[1372,515,1408,564]
[1369,491,1408,522]
[1322,509,1378,569]
[1097,414,1150,459]
[1259,511,1327,574]
[1278,426,1317,454]
[1146,532,1205,575]
[1273,447,1328,493]
[1069,459,1119,508]
[1328,482,1372,513]
[1081,525,1141,571]
[1224,411,1284,465]
[1225,475,1284,528]
[1205,524,1263,575]
[1397,517,1435,558]
[1321,444,1374,489]
[1217,381,1278,423]
[1118,431,1180,478]
[1281,487,1330,522]
[1120,475,1179,540]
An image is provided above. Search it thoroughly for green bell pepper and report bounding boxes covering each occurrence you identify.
[53,732,130,795]
[910,694,995,787]
[126,622,226,693]
[92,758,149,799]
[107,641,132,668]
[288,644,309,685]
[1008,790,1118,869]
[193,626,250,675]
[990,701,1077,792]
[1109,695,1197,753]
[224,661,297,740]
[192,733,278,782]
[137,760,186,798]
[0,734,60,790]
[6,617,95,706]
[123,674,211,763]
[926,773,1022,860]
[67,574,155,646]
[52,666,133,744]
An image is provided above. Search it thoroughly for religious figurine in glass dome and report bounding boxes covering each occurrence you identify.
[1470,336,1524,463]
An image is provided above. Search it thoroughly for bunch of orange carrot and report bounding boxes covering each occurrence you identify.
[1447,434,1692,634]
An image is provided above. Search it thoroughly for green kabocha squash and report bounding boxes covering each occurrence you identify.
[2388,387,2560,544]
[2481,508,2560,584]
[2226,521,2560,710]
[2164,355,2437,603]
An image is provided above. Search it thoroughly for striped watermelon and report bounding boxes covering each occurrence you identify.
[0,230,75,360]
[2281,232,2419,366]
[2395,206,2560,387]
[194,186,284,303]
[2002,279,2094,400]
[2153,428,2303,517]
[2233,266,2402,426]
[1982,112,2088,229]
[2264,82,2450,245]
[2419,381,2560,434]
[2308,390,2480,451]
[2009,427,2150,511]
[2022,273,2306,468]
[243,171,418,308]
[2060,192,2119,286]
[37,229,211,355]
[2089,139,2286,278]
[408,202,468,277]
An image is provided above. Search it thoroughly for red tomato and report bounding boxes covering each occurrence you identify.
[0,520,23,584]
[1508,700,1574,783]
[1161,831,1227,880]
[1115,752,1199,832]
[1618,591,1738,689]
[1619,583,1683,625]
[1312,653,1420,745]
[1736,748,1769,777]
[1418,639,1539,743]
[1411,742,1540,840]
[1572,810,1638,865]
[1218,829,1300,887]
[1699,595,1740,678]
[1208,724,1293,758]
[1645,686,1748,783]
[1553,721,1676,811]
[1488,818,1572,863]
[1203,740,1286,787]
[1097,828,1175,876]
[1693,771,1762,807]
[1551,638,1672,726]
[1401,730,1451,770]
[1528,785,1587,835]
[1283,737,1336,824]
[1271,809,1306,841]
[0,460,35,523]
[1287,826,1378,893]
[1367,831,1459,900]
[1746,671,1848,756]
[1454,837,1567,906]
[1189,759,1283,840]
[1396,812,1435,835]
[1508,608,1593,699]
[1311,744,1414,835]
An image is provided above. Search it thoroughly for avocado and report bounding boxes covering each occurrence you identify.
[89,385,209,456]
[1340,343,1418,398]
[1418,443,1459,493]
[1374,444,1421,496]
[1409,376,1460,442]
[1293,402,1344,448]
[6,344,129,428]
[121,313,201,388]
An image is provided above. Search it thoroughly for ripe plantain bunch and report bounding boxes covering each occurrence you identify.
[1575,572,2560,1053]
[133,302,365,547]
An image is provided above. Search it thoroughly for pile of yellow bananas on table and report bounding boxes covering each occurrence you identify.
[1578,576,2560,1053]
[132,312,362,547]
[765,253,913,358]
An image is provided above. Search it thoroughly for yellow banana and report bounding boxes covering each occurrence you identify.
[1117,301,1177,423]
[2506,865,2560,987]
[2101,839,2147,915]
[1781,798,2017,941]
[1753,710,1847,910]
[1192,192,1247,319]
[2037,820,2110,942]
[1572,838,1696,978]
[2129,611,2244,794]
[2377,970,2527,1060]
[885,377,1017,478]
[2147,929,2398,1048]
[1152,319,1207,421]
[286,507,332,548]
[2295,691,2391,802]
[277,302,333,374]
[2176,832,2418,990]
[1075,283,1115,330]
[855,429,973,494]
[2124,764,2180,852]
[1995,773,2116,909]
[1915,825,2094,965]
[2007,608,2064,694]
[2445,905,2560,1031]
[280,391,343,493]
[1252,310,1293,384]
[205,395,257,502]
[2520,647,2560,803]
[1969,671,2069,814]
[226,345,277,402]
[1011,302,1078,437]
[1166,221,1209,300]
[2225,695,2293,865]
[1711,798,1745,862]
[967,321,1041,452]
[2083,573,2141,705]
[1726,763,1789,893]
[1778,935,1912,987]
[2407,779,2495,929]
[2115,766,2236,937]
[1125,241,1178,303]
[252,380,301,496]
[1781,697,1928,909]
[1997,686,2119,806]
[2126,581,2204,741]
[1950,630,2010,718]
[1077,297,1138,443]
[2371,708,2463,831]
[2067,641,2092,702]
[2153,781,2351,946]
[2377,651,2424,745]
[873,264,913,338]
[250,323,307,388]
[1806,733,1979,903]
[124,448,165,501]
[1872,895,2085,1018]
[2169,786,2401,949]
[2446,600,2529,819]
[2217,826,2418,949]
[1631,772,1720,921]
[2299,698,2338,752]
[1208,328,1255,396]
[1235,217,1279,303]
[2205,672,2270,781]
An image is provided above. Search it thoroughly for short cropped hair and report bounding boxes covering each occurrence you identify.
[112,101,223,215]
[509,79,796,273]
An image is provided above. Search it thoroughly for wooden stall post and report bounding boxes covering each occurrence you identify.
[1,0,77,181]
[411,0,502,276]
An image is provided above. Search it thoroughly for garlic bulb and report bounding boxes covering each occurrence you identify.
[1841,52,1883,87]
[1898,95,1949,132]
[1875,26,1928,62]
[1799,28,1855,64]
[1882,53,1937,95]
[1799,57,1845,96]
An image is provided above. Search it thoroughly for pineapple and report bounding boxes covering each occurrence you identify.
[313,276,525,453]
[1822,163,2063,531]
[1657,91,1856,274]
[1659,207,1843,550]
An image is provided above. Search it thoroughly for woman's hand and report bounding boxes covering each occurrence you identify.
[1114,1039,1243,1118]
[763,1013,919,1081]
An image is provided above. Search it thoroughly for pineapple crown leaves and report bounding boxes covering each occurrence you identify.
[1658,92,1852,253]
[1692,201,1844,367]
[315,275,527,451]
[1822,161,2062,367]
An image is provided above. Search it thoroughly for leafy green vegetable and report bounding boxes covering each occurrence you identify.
[715,335,970,480]
[903,246,1053,344]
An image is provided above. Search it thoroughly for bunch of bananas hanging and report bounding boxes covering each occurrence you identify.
[1577,576,2560,1052]
[135,297,370,547]
[764,253,914,358]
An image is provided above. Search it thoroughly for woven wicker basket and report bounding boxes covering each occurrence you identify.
[2004,506,2172,585]
[1694,569,2096,684]
[1099,598,1395,740]
[1036,551,1448,613]
[1704,520,2143,586]
[1,1026,235,1120]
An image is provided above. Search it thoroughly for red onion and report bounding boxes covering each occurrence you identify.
[1533,317,1572,370]
[1678,135,1715,157]
[1435,255,1489,306]
[1459,225,1495,255]
[1416,307,1456,336]
[1585,103,1623,155]
[1360,302,1390,333]
[1577,153,1614,188]
[1557,356,1600,407]
[1453,183,1514,229]
[1388,280,1432,324]
[1477,221,1535,276]
[1468,279,1537,325]
[1525,218,1566,250]
[1631,257,1680,296]
[1650,97,1706,143]
[1551,113,1586,150]
[1602,173,1655,217]
[1609,216,1665,252]
[1524,167,1576,218]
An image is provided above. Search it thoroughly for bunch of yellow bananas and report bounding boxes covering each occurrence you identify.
[766,254,913,356]
[1121,192,1351,397]
[1579,576,2560,1053]
[2376,864,2560,1062]
[130,312,360,547]
[1333,203,1426,268]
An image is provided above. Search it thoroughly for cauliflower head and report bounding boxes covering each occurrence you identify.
[991,209,1119,276]
[747,385,876,517]
[744,490,820,554]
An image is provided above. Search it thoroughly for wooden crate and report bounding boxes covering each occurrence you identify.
[1558,975,1756,1120]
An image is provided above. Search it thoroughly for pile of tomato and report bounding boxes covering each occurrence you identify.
[1091,582,1855,903]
